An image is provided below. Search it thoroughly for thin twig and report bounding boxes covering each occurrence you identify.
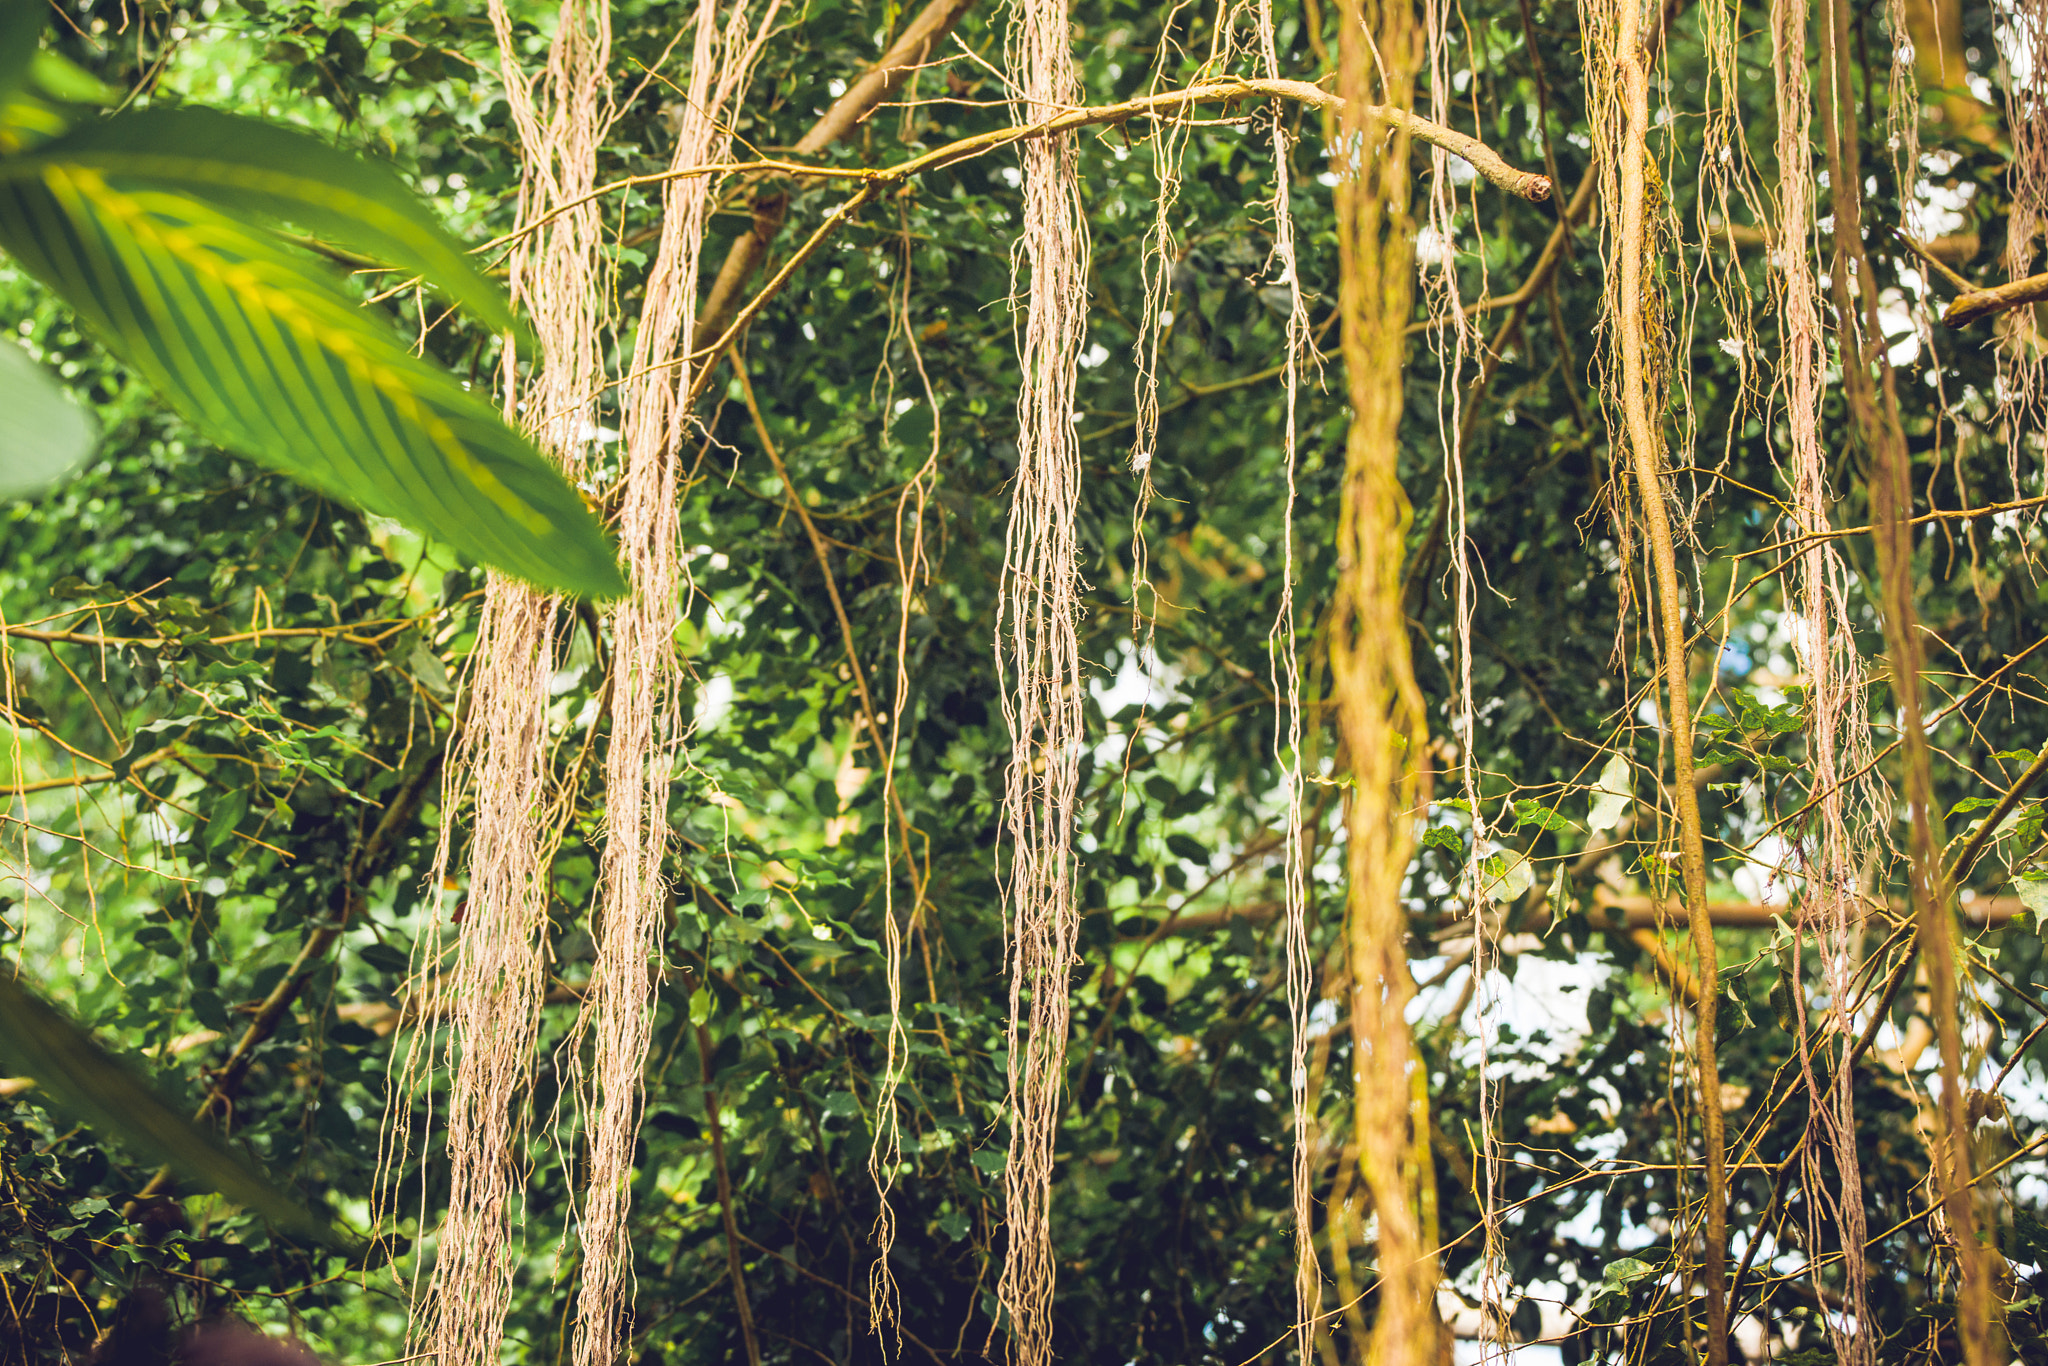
[697,1015,763,1366]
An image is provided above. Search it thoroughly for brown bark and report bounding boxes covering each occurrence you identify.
[1902,0,1997,146]
[699,1016,763,1366]
[1944,271,2048,327]
[692,0,977,352]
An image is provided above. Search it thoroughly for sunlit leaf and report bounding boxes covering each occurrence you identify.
[1586,752,1631,834]
[2018,876,2048,923]
[1479,850,1534,904]
[0,162,623,598]
[1512,797,1573,833]
[0,339,96,497]
[36,108,516,334]
[0,970,333,1243]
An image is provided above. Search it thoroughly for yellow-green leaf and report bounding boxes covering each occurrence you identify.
[34,108,516,334]
[0,162,623,598]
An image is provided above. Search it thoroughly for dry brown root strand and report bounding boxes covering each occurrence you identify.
[991,0,1090,1360]
[576,3,775,1362]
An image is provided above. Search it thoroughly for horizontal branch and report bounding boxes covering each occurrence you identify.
[878,77,1551,201]
[1944,270,2048,327]
[1591,888,2021,928]
[0,617,415,651]
[1709,222,1980,270]
[1128,878,2034,944]
[575,77,1551,227]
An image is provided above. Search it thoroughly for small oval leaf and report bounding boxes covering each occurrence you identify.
[0,340,95,498]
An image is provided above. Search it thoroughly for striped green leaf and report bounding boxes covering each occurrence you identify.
[0,161,624,598]
[0,0,40,118]
[0,339,96,497]
[37,108,517,334]
[0,970,334,1243]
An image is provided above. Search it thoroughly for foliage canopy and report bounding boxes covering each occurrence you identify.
[5,0,2048,1362]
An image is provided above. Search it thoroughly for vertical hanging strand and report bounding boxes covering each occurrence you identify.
[575,4,769,1364]
[2005,0,2048,476]
[1328,0,1434,1359]
[994,0,1090,1356]
[1815,0,1996,1359]
[1771,0,1876,1355]
[1250,0,1315,1358]
[1580,0,1727,1355]
[409,590,557,1366]
[387,7,612,1362]
[1414,0,1493,1342]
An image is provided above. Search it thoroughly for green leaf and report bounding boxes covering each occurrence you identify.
[1512,798,1573,833]
[1420,824,1464,853]
[0,339,95,498]
[358,941,410,975]
[200,787,250,851]
[1479,850,1534,904]
[0,970,334,1244]
[1600,1256,1657,1289]
[406,639,451,694]
[0,0,42,119]
[0,163,624,598]
[1586,752,1631,834]
[33,108,516,334]
[26,52,119,109]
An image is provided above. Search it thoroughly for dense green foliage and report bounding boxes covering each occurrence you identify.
[6,0,2048,1362]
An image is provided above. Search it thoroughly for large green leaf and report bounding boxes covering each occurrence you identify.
[0,339,96,497]
[0,0,41,118]
[0,162,624,598]
[0,970,333,1243]
[36,108,517,334]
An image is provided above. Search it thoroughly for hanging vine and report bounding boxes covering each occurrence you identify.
[380,3,613,1358]
[571,2,773,1362]
[1580,0,1728,1354]
[1771,0,1880,1352]
[1329,0,1437,1358]
[993,0,1092,1358]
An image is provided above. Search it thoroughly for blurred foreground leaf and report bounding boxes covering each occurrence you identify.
[0,970,337,1245]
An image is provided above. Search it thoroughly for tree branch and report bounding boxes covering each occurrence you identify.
[693,0,978,351]
[582,78,1552,411]
[1943,269,2048,328]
